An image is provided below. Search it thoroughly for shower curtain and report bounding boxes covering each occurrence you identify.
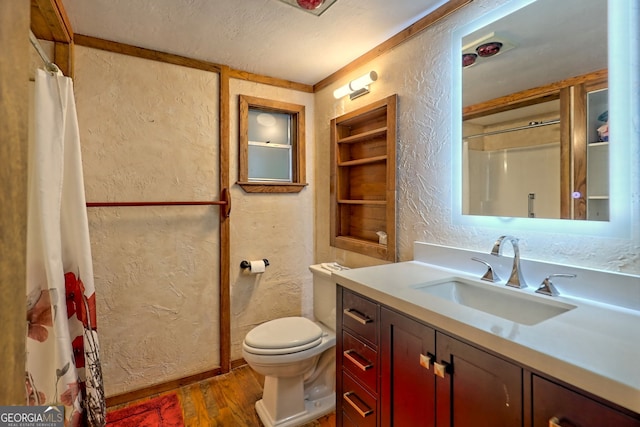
[26,68,106,426]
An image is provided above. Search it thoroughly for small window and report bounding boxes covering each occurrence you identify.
[238,95,307,193]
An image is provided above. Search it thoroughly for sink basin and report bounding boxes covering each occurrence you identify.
[411,278,576,325]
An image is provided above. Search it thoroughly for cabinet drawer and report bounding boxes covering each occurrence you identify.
[342,290,378,346]
[342,330,378,393]
[342,371,377,427]
[342,411,359,427]
[532,375,640,426]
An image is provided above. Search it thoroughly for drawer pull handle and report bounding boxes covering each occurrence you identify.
[549,417,577,427]
[343,391,373,418]
[344,349,373,371]
[343,308,373,325]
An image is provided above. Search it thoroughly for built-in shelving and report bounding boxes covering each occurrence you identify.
[330,95,397,261]
[585,87,609,221]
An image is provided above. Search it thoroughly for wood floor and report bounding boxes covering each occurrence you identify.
[108,365,336,427]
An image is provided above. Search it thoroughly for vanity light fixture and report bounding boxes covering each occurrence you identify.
[333,71,378,100]
[276,0,337,16]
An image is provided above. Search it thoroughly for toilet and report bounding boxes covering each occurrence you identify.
[242,264,336,427]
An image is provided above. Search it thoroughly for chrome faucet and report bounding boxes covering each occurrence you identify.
[491,235,527,289]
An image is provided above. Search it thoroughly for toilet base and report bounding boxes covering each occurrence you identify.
[255,392,335,427]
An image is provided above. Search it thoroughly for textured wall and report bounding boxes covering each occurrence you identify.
[74,46,221,397]
[228,80,316,361]
[315,0,640,275]
[73,47,316,395]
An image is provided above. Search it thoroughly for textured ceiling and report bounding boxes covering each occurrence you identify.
[61,0,449,85]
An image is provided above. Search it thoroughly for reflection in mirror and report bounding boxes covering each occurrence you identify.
[463,101,561,219]
[460,0,607,220]
[451,0,636,237]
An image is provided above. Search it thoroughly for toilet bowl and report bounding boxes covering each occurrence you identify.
[242,264,337,427]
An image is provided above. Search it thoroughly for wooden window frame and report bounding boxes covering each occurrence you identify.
[238,95,307,193]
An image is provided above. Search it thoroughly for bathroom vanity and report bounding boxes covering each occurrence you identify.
[333,243,640,426]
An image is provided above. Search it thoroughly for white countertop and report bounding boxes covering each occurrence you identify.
[332,260,640,414]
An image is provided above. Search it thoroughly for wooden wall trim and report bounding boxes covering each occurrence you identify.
[1,0,30,406]
[31,0,74,77]
[559,87,572,219]
[74,34,314,92]
[31,0,72,42]
[105,359,250,408]
[463,69,608,120]
[74,34,222,73]
[228,68,313,93]
[219,66,231,374]
[313,0,474,92]
[572,84,588,220]
[105,368,222,407]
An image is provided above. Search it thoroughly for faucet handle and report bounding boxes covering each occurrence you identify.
[536,273,576,296]
[471,257,501,283]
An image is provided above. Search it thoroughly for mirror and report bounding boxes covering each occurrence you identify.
[461,0,607,220]
[452,0,635,236]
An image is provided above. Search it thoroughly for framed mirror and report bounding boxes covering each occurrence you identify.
[451,0,636,237]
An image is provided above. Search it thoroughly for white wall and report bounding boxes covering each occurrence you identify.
[228,80,316,361]
[74,46,221,396]
[315,0,640,275]
[73,47,317,395]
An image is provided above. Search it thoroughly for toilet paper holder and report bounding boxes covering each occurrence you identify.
[240,259,270,270]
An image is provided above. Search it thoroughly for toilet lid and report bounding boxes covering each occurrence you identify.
[244,317,323,352]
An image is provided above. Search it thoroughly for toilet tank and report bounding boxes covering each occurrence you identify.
[309,264,337,332]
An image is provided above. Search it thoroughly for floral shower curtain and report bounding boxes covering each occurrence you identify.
[26,67,106,426]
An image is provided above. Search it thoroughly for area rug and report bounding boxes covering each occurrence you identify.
[106,393,184,427]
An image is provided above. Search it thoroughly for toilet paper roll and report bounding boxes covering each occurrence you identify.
[249,260,266,274]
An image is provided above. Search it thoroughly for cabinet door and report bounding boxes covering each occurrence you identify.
[532,375,640,427]
[381,307,436,427]
[436,332,523,427]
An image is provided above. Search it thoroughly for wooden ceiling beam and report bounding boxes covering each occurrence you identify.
[30,0,73,42]
[30,0,74,77]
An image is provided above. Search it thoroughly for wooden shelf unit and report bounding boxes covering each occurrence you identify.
[330,95,397,261]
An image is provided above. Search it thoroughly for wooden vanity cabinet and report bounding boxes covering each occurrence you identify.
[337,287,380,426]
[435,332,523,427]
[337,285,639,426]
[380,307,522,427]
[380,307,436,426]
[532,375,640,427]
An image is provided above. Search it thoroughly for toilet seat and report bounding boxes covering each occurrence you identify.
[244,317,324,355]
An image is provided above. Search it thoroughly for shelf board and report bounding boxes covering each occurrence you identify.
[588,141,609,147]
[587,195,609,200]
[337,199,387,205]
[338,155,387,167]
[337,127,387,144]
[335,235,385,247]
[333,235,388,259]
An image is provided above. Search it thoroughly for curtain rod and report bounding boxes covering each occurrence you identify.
[463,119,560,141]
[29,30,59,73]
